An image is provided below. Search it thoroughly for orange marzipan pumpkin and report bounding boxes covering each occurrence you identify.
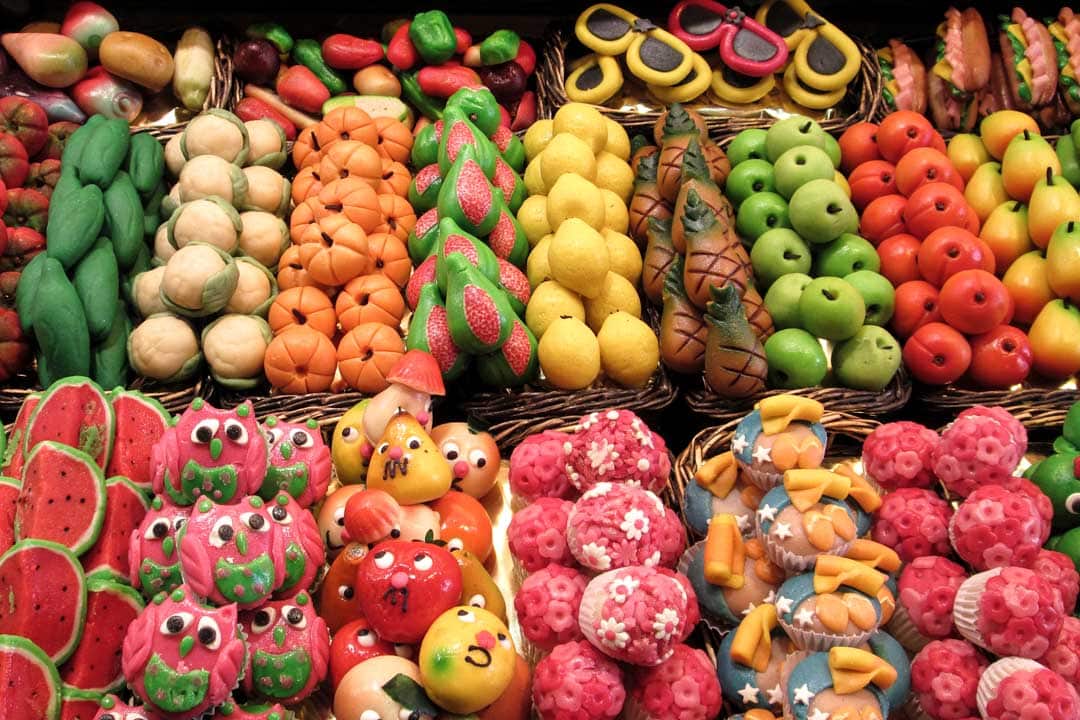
[373,116,414,164]
[276,245,332,294]
[290,177,384,243]
[335,273,406,331]
[365,232,411,289]
[375,193,417,242]
[292,166,323,206]
[268,285,338,338]
[264,325,338,394]
[292,106,380,169]
[379,159,411,198]
[318,140,383,190]
[337,321,405,393]
[297,213,372,287]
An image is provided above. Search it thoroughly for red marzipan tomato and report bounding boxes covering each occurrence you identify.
[894,147,964,196]
[860,194,908,244]
[838,122,882,174]
[918,226,995,287]
[892,280,942,339]
[938,269,1012,334]
[902,182,976,239]
[876,110,943,163]
[877,233,922,287]
[968,324,1033,388]
[329,617,395,689]
[903,321,972,384]
[848,160,897,210]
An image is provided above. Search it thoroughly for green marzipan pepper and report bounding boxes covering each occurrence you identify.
[409,10,457,65]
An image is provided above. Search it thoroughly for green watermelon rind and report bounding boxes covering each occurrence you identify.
[60,684,103,719]
[80,477,149,580]
[17,442,107,557]
[0,539,88,668]
[0,633,62,720]
[3,392,41,474]
[60,575,144,693]
[0,475,20,553]
[24,377,115,470]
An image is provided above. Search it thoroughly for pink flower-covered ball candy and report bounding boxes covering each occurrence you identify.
[979,659,1080,720]
[567,483,671,572]
[578,566,691,667]
[862,421,940,490]
[508,498,575,572]
[568,410,671,494]
[515,564,589,651]
[655,507,688,568]
[510,430,574,500]
[910,639,989,720]
[629,644,722,720]
[958,566,1065,659]
[949,482,1051,571]
[932,406,1027,498]
[897,555,968,640]
[532,640,625,720]
[1041,616,1080,696]
[872,488,954,561]
[1034,549,1080,613]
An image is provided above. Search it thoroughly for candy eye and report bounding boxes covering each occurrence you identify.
[1067,493,1080,515]
[291,430,313,448]
[378,442,390,454]
[406,436,422,450]
[270,505,290,524]
[251,607,277,633]
[389,527,401,539]
[337,585,354,600]
[498,632,511,649]
[173,517,186,531]
[341,426,360,443]
[334,507,346,527]
[241,512,268,532]
[146,519,170,540]
[266,428,283,444]
[356,628,377,647]
[191,419,219,444]
[468,593,486,609]
[456,609,476,623]
[210,517,234,548]
[128,714,150,720]
[441,441,460,461]
[374,550,394,570]
[283,605,307,628]
[413,553,432,571]
[447,538,464,553]
[468,449,488,468]
[360,712,380,720]
[197,616,221,649]
[224,419,248,445]
[160,612,193,635]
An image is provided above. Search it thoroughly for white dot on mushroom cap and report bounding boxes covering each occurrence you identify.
[607,411,620,420]
[563,441,574,455]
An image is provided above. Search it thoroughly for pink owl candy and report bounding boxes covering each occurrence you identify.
[120,585,247,720]
[259,417,332,508]
[210,699,290,719]
[266,492,325,596]
[239,590,330,704]
[92,695,155,720]
[152,399,268,506]
[179,495,286,608]
[129,496,189,600]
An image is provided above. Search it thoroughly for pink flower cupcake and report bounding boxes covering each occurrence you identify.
[532,640,625,720]
[628,644,722,720]
[1041,616,1080,696]
[871,488,953,562]
[656,507,688,568]
[515,564,589,651]
[1033,549,1080,613]
[949,482,1050,571]
[910,639,989,720]
[891,556,967,651]
[567,410,670,494]
[578,566,691,666]
[954,566,1065,659]
[862,421,940,490]
[977,658,1080,720]
[510,430,574,501]
[508,497,575,572]
[932,406,1027,499]
[567,483,671,571]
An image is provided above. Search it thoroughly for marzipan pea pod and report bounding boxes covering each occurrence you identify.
[399,71,444,121]
[32,256,91,379]
[173,26,214,111]
[46,183,105,269]
[103,170,144,270]
[73,236,119,340]
[292,38,348,96]
[60,113,105,174]
[79,116,130,187]
[127,131,164,195]
[91,304,131,389]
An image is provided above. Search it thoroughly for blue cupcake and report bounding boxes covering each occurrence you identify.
[731,396,828,491]
[784,648,897,720]
[866,632,911,713]
[716,605,797,714]
[683,458,761,539]
[774,556,887,651]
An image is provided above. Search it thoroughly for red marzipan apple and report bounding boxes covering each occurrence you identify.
[894,147,964,196]
[968,324,1033,388]
[848,160,897,210]
[903,322,972,384]
[838,122,882,174]
[938,269,1012,335]
[859,194,908,244]
[902,182,976,239]
[876,111,944,163]
[918,226,995,287]
[892,280,942,339]
[877,233,922,287]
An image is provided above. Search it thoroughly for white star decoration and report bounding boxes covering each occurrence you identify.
[793,684,815,705]
[766,684,784,705]
[794,607,816,627]
[753,445,773,463]
[774,595,794,615]
[757,504,777,523]
[763,590,777,605]
[731,433,749,454]
[738,684,760,704]
[772,522,793,540]
[741,602,757,617]
[808,709,831,720]
[735,514,751,532]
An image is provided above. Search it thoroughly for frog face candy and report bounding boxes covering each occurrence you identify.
[179,495,286,608]
[152,400,268,506]
[120,586,246,719]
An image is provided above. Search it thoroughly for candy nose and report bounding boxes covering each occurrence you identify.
[453,460,470,478]
[390,571,409,589]
[475,630,495,650]
[388,446,403,460]
[416,411,431,426]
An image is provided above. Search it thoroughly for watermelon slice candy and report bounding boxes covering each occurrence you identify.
[0,476,18,555]
[3,392,40,478]
[16,442,107,557]
[24,378,115,470]
[59,575,144,693]
[0,633,63,720]
[60,685,102,720]
[105,390,170,491]
[80,477,148,579]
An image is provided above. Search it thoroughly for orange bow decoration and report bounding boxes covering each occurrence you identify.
[769,433,825,472]
[757,395,825,435]
[746,538,786,584]
[835,463,882,512]
[876,584,897,625]
[744,711,778,720]
[731,604,778,672]
[695,451,738,498]
[784,469,851,511]
[828,647,898,694]
[844,539,901,574]
[815,592,880,632]
[830,705,885,720]
[803,504,857,550]
[814,556,887,596]
[704,514,744,588]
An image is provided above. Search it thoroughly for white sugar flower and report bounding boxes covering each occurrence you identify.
[580,542,612,571]
[652,608,680,640]
[609,575,640,603]
[598,617,629,649]
[620,508,650,540]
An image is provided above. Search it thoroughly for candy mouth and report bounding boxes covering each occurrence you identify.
[383,457,410,480]
[214,555,277,603]
[464,646,492,667]
[382,585,410,613]
[252,647,313,699]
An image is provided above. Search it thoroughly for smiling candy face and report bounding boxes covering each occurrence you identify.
[419,606,516,714]
[130,497,188,599]
[365,412,452,506]
[121,587,246,719]
[332,399,371,486]
[260,417,332,508]
[355,540,463,644]
[430,423,501,498]
[179,496,286,608]
[318,485,366,557]
[153,400,268,506]
[266,492,324,596]
[319,542,370,634]
[240,591,330,704]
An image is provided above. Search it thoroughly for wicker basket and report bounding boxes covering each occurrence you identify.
[537,24,883,135]
[0,373,207,422]
[918,382,1077,431]
[203,386,371,430]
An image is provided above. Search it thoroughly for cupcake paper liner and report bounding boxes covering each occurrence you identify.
[742,464,784,493]
[778,617,875,652]
[885,602,932,654]
[764,536,854,575]
[902,694,934,720]
[976,657,1047,719]
[952,567,1002,652]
